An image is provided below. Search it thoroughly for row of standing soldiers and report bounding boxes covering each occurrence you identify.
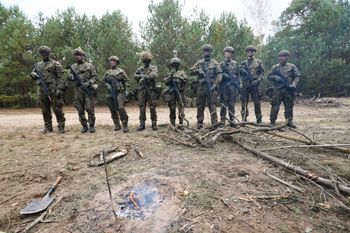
[30,44,300,133]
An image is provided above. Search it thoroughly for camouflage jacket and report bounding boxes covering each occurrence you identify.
[134,65,158,89]
[240,58,264,85]
[164,70,187,92]
[268,63,300,87]
[32,59,66,90]
[103,67,129,92]
[190,58,222,86]
[220,59,240,86]
[71,61,98,86]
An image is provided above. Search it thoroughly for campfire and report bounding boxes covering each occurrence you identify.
[116,182,164,220]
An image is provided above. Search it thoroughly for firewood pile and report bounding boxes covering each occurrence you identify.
[302,97,348,107]
[163,122,350,212]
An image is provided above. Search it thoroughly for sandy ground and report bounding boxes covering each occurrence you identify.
[0,100,350,233]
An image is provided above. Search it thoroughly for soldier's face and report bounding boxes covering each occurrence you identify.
[143,59,151,67]
[172,63,180,70]
[247,50,255,58]
[224,51,232,60]
[110,60,118,68]
[40,52,50,61]
[75,54,84,63]
[203,50,212,59]
[279,55,289,64]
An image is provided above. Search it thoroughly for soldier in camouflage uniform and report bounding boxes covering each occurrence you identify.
[163,57,188,127]
[190,44,222,129]
[268,50,300,128]
[219,46,240,126]
[68,47,98,133]
[240,46,264,123]
[30,46,67,133]
[103,56,129,132]
[134,51,159,131]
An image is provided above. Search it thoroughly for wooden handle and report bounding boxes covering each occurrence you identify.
[52,176,62,189]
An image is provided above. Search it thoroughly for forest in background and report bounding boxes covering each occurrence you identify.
[0,0,349,107]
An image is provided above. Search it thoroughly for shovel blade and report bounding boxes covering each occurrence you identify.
[20,194,55,215]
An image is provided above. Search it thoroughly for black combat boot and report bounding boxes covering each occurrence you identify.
[58,126,65,134]
[114,123,121,131]
[197,122,203,129]
[152,121,158,131]
[257,118,262,124]
[122,122,128,133]
[270,121,276,128]
[170,120,176,127]
[178,119,184,129]
[287,120,297,128]
[81,123,88,133]
[89,124,96,133]
[137,122,145,131]
[220,118,226,127]
[42,126,53,134]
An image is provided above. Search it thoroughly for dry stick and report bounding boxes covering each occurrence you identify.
[220,197,257,229]
[264,170,304,193]
[235,141,350,196]
[102,150,118,220]
[0,191,25,206]
[261,144,350,151]
[6,214,11,232]
[212,124,287,142]
[22,196,63,233]
[164,134,196,148]
[267,131,350,155]
[301,174,350,212]
[134,148,144,158]
[289,127,315,143]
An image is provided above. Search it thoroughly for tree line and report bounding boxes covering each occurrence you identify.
[0,0,349,108]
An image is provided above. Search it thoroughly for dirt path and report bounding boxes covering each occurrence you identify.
[0,100,350,233]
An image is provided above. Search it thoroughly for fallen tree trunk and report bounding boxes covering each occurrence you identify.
[267,132,350,155]
[235,141,350,196]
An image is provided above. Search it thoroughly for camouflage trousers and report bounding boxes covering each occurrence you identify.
[138,88,157,123]
[270,87,294,123]
[73,88,95,126]
[219,85,237,122]
[167,91,185,124]
[240,85,262,121]
[40,90,65,129]
[196,85,218,126]
[107,92,128,126]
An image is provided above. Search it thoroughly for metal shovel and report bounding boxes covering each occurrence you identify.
[20,176,62,215]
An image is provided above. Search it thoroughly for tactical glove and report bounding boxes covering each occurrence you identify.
[30,72,39,80]
[82,82,90,89]
[198,70,205,78]
[68,74,75,81]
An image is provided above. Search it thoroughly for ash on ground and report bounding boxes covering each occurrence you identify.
[116,182,165,220]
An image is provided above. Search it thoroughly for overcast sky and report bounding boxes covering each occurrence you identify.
[2,0,291,37]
